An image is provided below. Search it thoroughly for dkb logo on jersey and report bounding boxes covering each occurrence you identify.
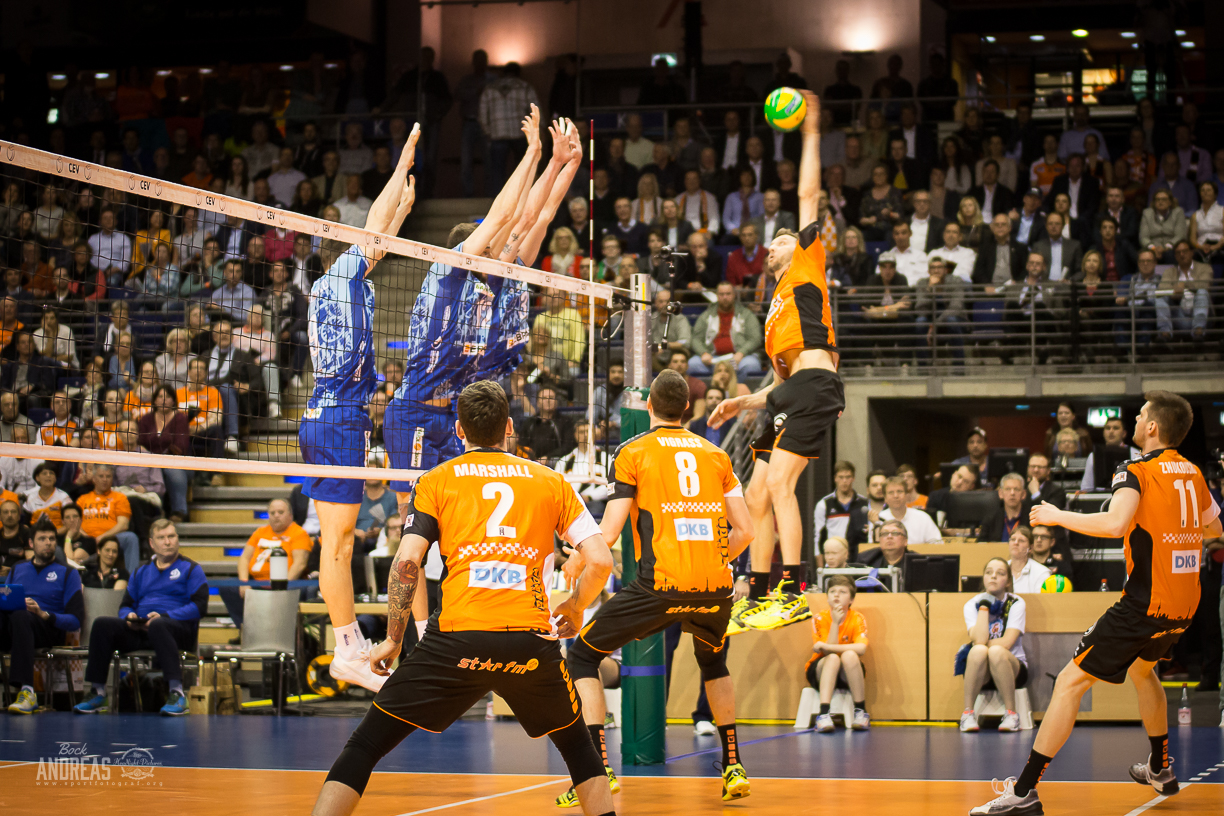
[468,560,527,590]
[673,518,714,541]
[1171,550,1199,574]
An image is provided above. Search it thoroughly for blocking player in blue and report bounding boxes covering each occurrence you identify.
[383,107,545,498]
[299,123,419,692]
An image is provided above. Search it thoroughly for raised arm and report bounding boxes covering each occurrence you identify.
[490,116,547,256]
[363,123,420,266]
[1030,488,1140,538]
[500,120,572,263]
[467,105,542,258]
[797,91,821,230]
[518,126,584,266]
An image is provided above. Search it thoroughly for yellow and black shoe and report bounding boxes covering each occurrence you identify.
[721,763,751,800]
[750,592,810,630]
[555,766,620,808]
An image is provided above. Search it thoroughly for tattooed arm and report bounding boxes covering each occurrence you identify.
[369,533,429,675]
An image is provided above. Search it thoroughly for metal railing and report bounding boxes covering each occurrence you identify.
[813,278,1224,376]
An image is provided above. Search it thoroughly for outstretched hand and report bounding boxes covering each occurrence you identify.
[549,119,570,163]
[522,104,542,150]
[1029,501,1061,528]
[566,119,583,164]
[706,395,743,429]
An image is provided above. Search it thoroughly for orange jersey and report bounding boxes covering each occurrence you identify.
[78,490,132,538]
[38,417,80,447]
[1112,448,1221,622]
[92,418,121,450]
[907,494,929,509]
[764,223,836,378]
[405,449,600,635]
[124,391,154,421]
[805,607,869,669]
[609,426,742,599]
[177,385,224,433]
[0,489,20,507]
[244,522,313,581]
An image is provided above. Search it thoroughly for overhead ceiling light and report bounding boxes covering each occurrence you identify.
[279,65,295,72]
[1029,35,1045,42]
[198,67,213,74]
[985,36,996,43]
[1120,32,1135,38]
[50,73,67,81]
[1181,41,1195,48]
[155,70,172,77]
[1131,43,1140,49]
[1175,29,1186,36]
[324,62,339,69]
[94,72,110,80]
[1072,29,1088,38]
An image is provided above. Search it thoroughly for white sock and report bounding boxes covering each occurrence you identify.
[415,620,427,640]
[21,685,34,695]
[169,681,184,695]
[92,683,106,696]
[334,622,363,658]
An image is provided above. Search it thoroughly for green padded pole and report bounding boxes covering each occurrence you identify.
[617,387,667,765]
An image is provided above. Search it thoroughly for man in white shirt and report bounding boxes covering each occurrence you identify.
[676,170,720,234]
[268,147,307,207]
[908,191,943,253]
[87,208,132,285]
[879,476,942,544]
[242,121,281,179]
[623,113,655,170]
[334,176,374,227]
[748,190,796,245]
[928,223,977,283]
[890,222,929,282]
[1009,532,1052,594]
[719,110,743,170]
[743,136,772,192]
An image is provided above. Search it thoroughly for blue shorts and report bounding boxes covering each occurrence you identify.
[299,405,373,504]
[384,399,462,492]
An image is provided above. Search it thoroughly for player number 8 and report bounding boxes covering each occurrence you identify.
[675,452,700,498]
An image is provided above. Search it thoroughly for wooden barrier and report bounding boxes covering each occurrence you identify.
[667,592,929,721]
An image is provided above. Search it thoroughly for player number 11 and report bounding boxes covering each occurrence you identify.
[1173,479,1199,529]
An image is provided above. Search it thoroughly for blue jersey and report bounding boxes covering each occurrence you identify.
[398,243,498,404]
[308,246,375,410]
[470,276,530,384]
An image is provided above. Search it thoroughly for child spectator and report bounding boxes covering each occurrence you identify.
[958,557,1027,733]
[805,575,869,732]
[822,536,851,569]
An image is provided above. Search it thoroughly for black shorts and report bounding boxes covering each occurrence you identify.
[578,581,732,656]
[983,661,1029,691]
[1072,601,1189,685]
[805,657,867,690]
[751,368,844,462]
[373,627,581,738]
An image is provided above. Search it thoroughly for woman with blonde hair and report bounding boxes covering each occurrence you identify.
[956,195,986,249]
[234,303,281,418]
[832,225,873,288]
[155,327,195,389]
[631,173,664,224]
[33,309,78,369]
[542,227,582,277]
[710,359,750,398]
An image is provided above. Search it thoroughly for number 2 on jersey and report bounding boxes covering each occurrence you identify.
[483,482,517,538]
[676,452,700,497]
[1173,479,1199,529]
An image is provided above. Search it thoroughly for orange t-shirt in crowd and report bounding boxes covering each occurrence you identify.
[78,490,132,538]
[0,489,20,507]
[763,223,837,378]
[0,320,24,349]
[176,385,224,433]
[908,494,929,509]
[38,417,80,447]
[805,607,869,670]
[244,522,313,581]
[124,391,154,421]
[93,417,121,450]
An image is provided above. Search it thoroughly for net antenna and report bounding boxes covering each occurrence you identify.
[0,141,627,482]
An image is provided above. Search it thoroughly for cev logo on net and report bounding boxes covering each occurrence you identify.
[468,560,527,591]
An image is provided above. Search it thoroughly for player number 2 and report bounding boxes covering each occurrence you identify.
[1173,479,1199,529]
[675,452,700,497]
[483,482,517,538]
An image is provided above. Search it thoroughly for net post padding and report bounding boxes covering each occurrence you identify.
[0,140,623,302]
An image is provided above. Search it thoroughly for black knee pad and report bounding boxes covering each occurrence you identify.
[566,636,605,682]
[326,705,416,796]
[548,717,606,788]
[694,639,730,682]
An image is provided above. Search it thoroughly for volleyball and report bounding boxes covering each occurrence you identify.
[1041,574,1074,593]
[764,87,807,132]
[307,655,350,697]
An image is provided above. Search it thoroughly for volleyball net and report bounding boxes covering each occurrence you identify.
[0,140,628,490]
